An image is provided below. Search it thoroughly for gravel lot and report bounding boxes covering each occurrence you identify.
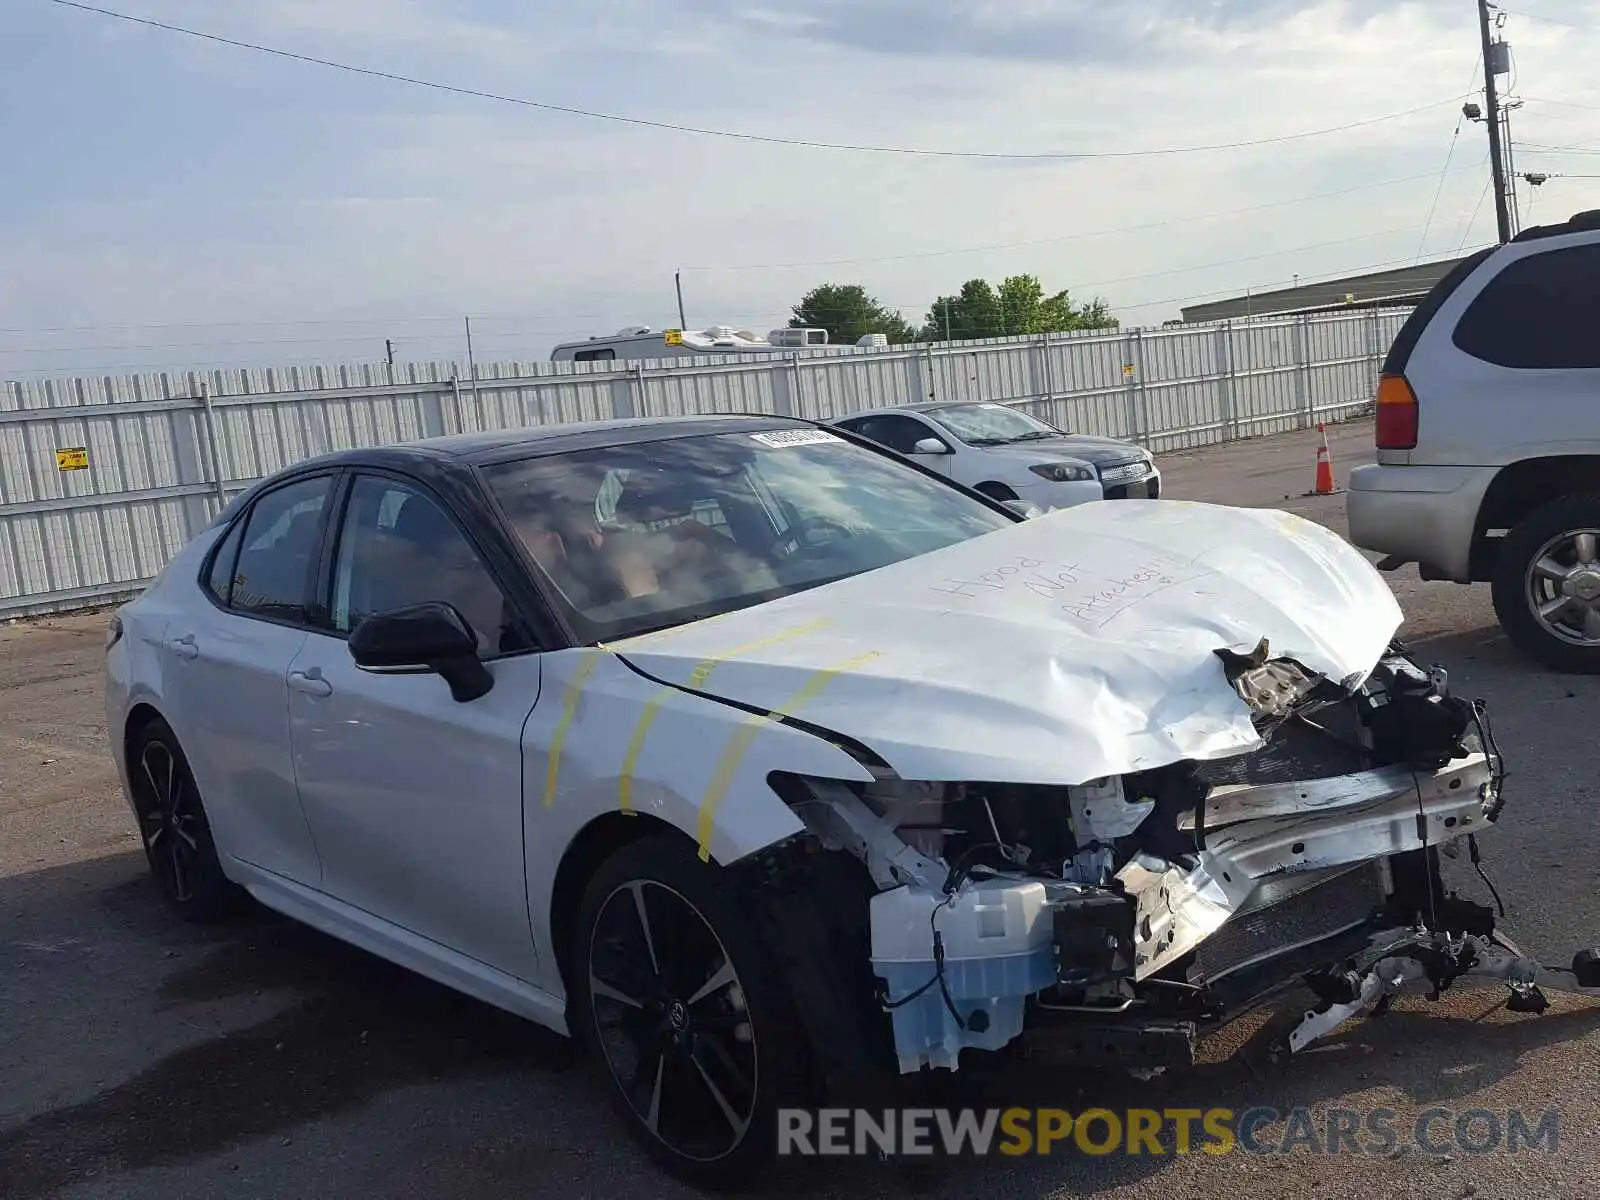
[3,418,1597,1200]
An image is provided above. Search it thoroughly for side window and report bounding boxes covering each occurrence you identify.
[574,348,615,362]
[1453,244,1600,369]
[846,417,896,449]
[872,415,938,454]
[203,517,247,605]
[229,476,332,621]
[331,476,529,658]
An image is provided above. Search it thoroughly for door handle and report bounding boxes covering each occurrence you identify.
[168,634,199,660]
[287,669,333,698]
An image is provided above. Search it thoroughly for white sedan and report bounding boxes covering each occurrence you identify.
[105,413,1583,1185]
[832,401,1159,511]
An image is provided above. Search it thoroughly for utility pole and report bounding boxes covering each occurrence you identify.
[385,338,395,380]
[1477,0,1513,243]
[1502,99,1524,234]
[674,271,687,329]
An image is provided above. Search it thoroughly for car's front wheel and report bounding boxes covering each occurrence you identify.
[128,717,244,921]
[570,834,812,1189]
[1492,494,1600,674]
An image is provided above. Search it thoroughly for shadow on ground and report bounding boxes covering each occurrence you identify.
[4,846,1599,1199]
[0,856,578,1200]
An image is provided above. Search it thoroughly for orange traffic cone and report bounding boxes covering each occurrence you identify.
[1310,423,1338,495]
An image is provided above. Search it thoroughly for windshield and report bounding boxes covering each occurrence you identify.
[482,427,1015,642]
[930,403,1064,446]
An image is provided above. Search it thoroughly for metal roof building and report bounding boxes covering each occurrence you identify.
[1180,256,1471,323]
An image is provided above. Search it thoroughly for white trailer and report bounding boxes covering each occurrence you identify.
[550,325,886,362]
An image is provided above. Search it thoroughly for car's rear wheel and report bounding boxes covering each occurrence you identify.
[128,717,244,921]
[571,835,811,1189]
[1492,495,1600,674]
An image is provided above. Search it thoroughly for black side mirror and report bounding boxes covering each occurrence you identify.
[348,602,495,703]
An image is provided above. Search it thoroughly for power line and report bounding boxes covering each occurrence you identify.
[1521,95,1600,112]
[46,0,1467,163]
[1521,141,1600,155]
[1113,245,1497,314]
[1416,51,1485,261]
[1501,7,1600,30]
[0,330,609,355]
[673,225,1431,318]
[1458,176,1495,251]
[0,313,618,336]
[1069,225,1422,292]
[684,165,1479,272]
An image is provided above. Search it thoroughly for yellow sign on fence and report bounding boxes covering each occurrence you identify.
[55,447,89,471]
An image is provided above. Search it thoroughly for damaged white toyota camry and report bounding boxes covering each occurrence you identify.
[105,413,1599,1185]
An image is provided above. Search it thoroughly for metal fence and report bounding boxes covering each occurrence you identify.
[0,307,1407,617]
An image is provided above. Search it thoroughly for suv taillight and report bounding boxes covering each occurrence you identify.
[1375,373,1418,450]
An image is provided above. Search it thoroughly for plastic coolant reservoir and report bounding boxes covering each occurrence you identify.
[870,879,1056,1073]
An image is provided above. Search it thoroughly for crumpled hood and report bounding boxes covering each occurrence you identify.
[613,500,1402,785]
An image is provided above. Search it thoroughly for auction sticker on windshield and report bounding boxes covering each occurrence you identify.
[749,429,842,448]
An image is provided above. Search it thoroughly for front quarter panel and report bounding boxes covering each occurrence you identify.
[523,647,875,988]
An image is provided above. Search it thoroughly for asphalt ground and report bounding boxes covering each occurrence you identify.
[3,418,1598,1199]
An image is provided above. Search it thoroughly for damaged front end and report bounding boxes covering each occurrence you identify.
[766,641,1595,1081]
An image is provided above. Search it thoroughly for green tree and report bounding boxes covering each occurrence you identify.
[789,284,915,345]
[922,274,1118,340]
[923,279,1004,342]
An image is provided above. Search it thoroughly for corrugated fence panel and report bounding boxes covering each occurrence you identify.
[1139,325,1226,451]
[1230,319,1303,440]
[0,308,1411,615]
[1305,312,1382,423]
[637,357,781,419]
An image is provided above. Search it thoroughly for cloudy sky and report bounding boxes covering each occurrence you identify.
[3,0,1598,376]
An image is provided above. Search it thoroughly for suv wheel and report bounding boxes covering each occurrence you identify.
[570,835,813,1188]
[1491,495,1600,674]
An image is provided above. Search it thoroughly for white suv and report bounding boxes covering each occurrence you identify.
[1347,208,1600,673]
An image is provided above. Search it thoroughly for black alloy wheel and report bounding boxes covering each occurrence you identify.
[129,718,242,921]
[572,835,811,1188]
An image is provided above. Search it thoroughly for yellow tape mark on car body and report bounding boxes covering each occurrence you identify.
[695,649,882,861]
[542,649,607,809]
[617,619,832,813]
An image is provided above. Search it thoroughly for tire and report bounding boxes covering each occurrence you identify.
[127,717,246,922]
[974,481,1017,502]
[570,834,813,1189]
[1490,495,1600,674]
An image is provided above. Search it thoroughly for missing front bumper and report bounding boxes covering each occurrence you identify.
[1119,750,1499,981]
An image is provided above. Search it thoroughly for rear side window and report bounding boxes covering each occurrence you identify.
[1453,244,1600,370]
[573,348,615,362]
[1381,247,1495,375]
[203,519,247,604]
[228,476,333,621]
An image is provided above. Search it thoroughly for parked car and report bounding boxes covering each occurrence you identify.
[830,401,1158,510]
[1348,208,1600,673]
[107,414,1589,1186]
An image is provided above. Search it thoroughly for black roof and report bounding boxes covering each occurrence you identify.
[292,412,810,473]
[1510,208,1600,244]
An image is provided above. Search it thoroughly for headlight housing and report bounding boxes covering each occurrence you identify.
[1029,462,1098,483]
